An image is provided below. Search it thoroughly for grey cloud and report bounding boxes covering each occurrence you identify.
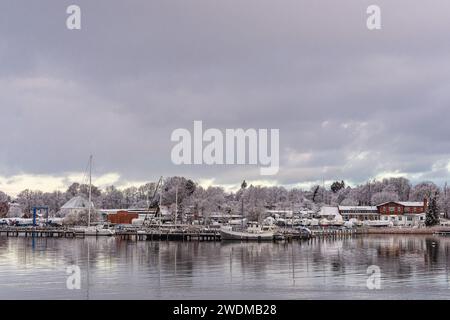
[1,0,450,190]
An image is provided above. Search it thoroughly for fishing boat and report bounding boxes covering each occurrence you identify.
[220,225,274,241]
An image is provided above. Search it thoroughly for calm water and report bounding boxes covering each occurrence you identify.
[1,235,450,299]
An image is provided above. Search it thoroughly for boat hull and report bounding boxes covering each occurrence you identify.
[72,227,115,236]
[84,230,115,236]
[220,229,274,241]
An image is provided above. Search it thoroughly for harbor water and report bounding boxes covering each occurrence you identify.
[1,235,450,299]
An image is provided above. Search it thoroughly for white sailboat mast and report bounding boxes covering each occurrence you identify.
[88,155,92,227]
[175,184,178,225]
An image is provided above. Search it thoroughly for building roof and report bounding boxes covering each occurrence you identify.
[266,210,293,214]
[61,196,93,209]
[376,201,424,207]
[398,201,425,207]
[338,206,378,211]
[319,206,340,216]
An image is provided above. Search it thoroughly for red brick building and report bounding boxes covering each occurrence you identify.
[377,200,427,215]
[107,210,139,225]
[376,200,428,226]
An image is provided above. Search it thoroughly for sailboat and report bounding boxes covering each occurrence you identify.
[74,155,115,236]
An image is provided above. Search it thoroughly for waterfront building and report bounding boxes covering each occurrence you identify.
[59,196,93,217]
[338,206,379,221]
[266,209,293,217]
[318,206,341,220]
[332,199,428,226]
[377,200,427,227]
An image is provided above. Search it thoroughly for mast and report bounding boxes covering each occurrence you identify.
[88,155,92,227]
[159,191,162,230]
[175,184,178,225]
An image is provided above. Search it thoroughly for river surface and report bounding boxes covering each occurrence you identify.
[1,235,450,299]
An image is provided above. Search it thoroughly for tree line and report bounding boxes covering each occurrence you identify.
[0,176,449,219]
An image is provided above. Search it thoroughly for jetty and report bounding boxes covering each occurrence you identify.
[363,226,450,235]
[310,228,359,237]
[0,227,84,238]
[0,226,316,242]
[115,230,221,241]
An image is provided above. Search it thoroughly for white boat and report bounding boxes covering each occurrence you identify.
[363,220,392,227]
[73,224,115,236]
[349,218,363,227]
[220,225,274,241]
[9,218,34,226]
[319,218,345,227]
[309,218,319,226]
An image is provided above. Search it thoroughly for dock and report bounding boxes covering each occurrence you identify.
[0,227,84,238]
[0,226,315,242]
[115,230,221,241]
[311,228,359,237]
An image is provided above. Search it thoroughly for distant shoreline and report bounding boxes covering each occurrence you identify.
[363,226,450,234]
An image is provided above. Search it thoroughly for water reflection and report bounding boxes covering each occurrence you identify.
[1,235,450,299]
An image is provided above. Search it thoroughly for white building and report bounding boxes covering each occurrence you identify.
[318,206,342,220]
[59,196,93,217]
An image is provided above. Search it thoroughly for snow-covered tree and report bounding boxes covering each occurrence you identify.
[0,202,9,218]
[101,186,124,209]
[0,191,9,202]
[410,182,439,202]
[371,191,399,205]
[439,183,450,219]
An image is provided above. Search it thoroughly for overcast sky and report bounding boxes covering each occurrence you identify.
[1,0,450,195]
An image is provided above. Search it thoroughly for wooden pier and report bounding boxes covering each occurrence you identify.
[311,228,359,237]
[0,227,84,238]
[0,226,320,241]
[115,230,221,242]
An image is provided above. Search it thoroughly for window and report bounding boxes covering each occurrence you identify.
[407,217,412,221]
[390,207,395,213]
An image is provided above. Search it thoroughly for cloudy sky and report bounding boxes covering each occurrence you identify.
[1,0,450,195]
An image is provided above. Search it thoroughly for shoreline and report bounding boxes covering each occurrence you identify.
[363,226,450,234]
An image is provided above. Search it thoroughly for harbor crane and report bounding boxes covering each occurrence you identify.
[143,176,163,226]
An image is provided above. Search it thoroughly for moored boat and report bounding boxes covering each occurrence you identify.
[363,220,392,227]
[72,224,115,236]
[220,225,274,241]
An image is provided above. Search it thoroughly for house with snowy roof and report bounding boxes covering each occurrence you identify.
[376,200,427,226]
[59,195,93,217]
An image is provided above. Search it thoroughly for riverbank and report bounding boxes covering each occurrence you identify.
[363,226,450,234]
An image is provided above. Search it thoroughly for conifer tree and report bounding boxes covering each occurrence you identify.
[425,193,440,227]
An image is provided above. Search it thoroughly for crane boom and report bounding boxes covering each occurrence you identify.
[143,176,163,226]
